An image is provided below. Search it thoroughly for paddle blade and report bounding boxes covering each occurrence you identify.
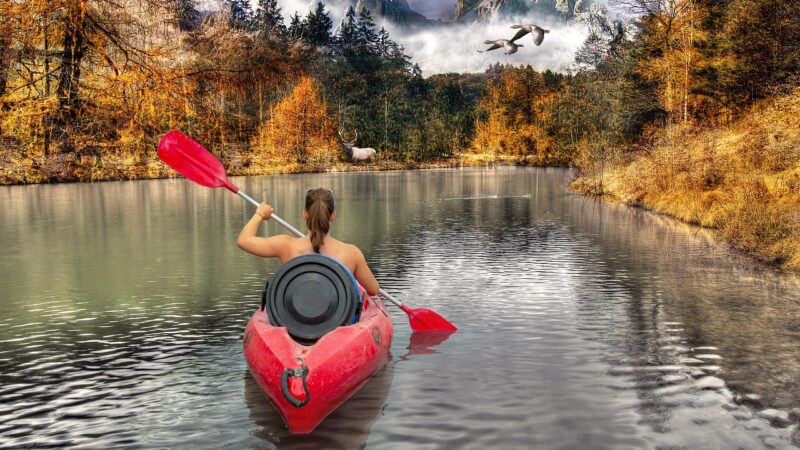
[401,305,458,332]
[157,130,238,193]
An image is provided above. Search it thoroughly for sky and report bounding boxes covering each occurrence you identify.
[267,0,590,75]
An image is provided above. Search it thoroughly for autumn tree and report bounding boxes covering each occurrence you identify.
[472,67,564,164]
[0,0,184,162]
[614,0,704,125]
[697,0,800,114]
[252,76,338,164]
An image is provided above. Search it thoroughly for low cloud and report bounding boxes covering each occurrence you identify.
[385,17,587,75]
[272,1,589,76]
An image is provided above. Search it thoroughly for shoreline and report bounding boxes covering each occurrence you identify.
[0,153,561,186]
[571,182,800,276]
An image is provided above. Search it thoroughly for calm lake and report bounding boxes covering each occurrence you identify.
[1,167,799,449]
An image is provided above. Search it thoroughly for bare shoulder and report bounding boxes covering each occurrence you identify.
[273,234,296,245]
[273,234,303,259]
[346,243,366,260]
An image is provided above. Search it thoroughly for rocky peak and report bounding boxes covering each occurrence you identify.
[355,0,431,27]
[452,0,591,23]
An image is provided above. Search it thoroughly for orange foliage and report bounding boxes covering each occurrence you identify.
[471,68,563,165]
[251,76,338,164]
[634,0,706,125]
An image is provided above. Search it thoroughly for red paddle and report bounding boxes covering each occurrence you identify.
[158,130,457,333]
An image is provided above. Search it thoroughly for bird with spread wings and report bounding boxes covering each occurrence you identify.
[509,24,550,46]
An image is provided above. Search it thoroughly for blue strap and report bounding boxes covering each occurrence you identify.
[312,254,362,324]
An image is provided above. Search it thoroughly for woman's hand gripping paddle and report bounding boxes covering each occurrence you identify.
[157,130,457,333]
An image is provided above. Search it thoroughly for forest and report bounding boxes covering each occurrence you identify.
[0,0,798,267]
[0,0,484,182]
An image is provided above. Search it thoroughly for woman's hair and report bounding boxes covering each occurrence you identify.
[305,188,335,253]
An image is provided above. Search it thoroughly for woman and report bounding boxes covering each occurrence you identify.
[236,188,380,296]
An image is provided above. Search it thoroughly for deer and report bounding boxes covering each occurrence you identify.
[337,129,377,162]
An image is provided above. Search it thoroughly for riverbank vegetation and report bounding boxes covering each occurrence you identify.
[1,0,798,268]
[566,0,800,270]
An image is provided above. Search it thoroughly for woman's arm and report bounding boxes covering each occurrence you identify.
[353,246,380,296]
[236,204,292,258]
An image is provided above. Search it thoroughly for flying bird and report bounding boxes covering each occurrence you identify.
[510,24,550,46]
[478,39,524,55]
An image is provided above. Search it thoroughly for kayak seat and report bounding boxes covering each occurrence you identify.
[263,254,362,342]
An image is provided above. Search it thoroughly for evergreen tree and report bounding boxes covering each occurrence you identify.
[288,13,303,40]
[355,7,378,54]
[302,2,333,47]
[228,0,253,30]
[172,0,200,32]
[376,27,395,58]
[254,0,285,37]
[336,6,358,54]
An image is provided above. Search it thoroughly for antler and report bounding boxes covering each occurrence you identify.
[337,129,356,144]
[337,128,358,144]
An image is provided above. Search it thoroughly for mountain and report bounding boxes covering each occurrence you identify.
[357,0,432,27]
[452,0,590,23]
[352,0,593,28]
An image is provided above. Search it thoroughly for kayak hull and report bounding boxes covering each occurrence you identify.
[243,295,393,434]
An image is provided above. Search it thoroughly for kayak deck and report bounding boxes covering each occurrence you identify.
[243,295,393,433]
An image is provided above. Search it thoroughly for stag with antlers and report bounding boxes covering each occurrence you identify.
[337,129,376,162]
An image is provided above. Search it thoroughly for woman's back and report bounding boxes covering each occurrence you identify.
[236,188,380,296]
[281,235,360,274]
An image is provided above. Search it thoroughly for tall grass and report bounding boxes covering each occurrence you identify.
[572,91,800,270]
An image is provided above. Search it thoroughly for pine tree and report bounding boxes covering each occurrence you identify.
[376,27,394,57]
[228,0,252,30]
[336,6,358,55]
[254,0,285,37]
[288,13,304,40]
[172,0,201,32]
[355,7,378,55]
[302,2,333,47]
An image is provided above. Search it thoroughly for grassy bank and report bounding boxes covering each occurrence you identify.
[571,91,800,271]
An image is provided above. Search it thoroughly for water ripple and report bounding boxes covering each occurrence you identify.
[1,168,799,449]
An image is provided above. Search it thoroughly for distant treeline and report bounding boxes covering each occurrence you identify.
[0,0,798,190]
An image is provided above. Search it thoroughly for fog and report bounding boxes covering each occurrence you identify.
[386,17,587,75]
[271,0,589,75]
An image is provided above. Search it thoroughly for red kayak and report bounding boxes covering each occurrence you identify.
[242,293,393,434]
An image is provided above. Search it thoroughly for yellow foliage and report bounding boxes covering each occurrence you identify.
[471,69,563,165]
[635,0,707,124]
[572,90,800,270]
[251,76,338,164]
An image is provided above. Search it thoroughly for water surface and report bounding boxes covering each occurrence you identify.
[1,168,799,449]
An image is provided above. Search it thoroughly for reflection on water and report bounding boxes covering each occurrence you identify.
[1,168,800,449]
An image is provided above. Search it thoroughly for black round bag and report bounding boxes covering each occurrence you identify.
[265,254,359,341]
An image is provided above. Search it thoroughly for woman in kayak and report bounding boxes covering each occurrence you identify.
[236,188,380,296]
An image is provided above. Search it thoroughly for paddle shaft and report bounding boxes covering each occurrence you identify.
[236,190,405,309]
